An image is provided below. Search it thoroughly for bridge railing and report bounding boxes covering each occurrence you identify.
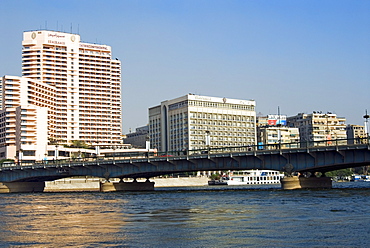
[0,137,369,169]
[184,137,368,155]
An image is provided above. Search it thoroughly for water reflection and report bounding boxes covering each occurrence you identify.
[0,193,128,247]
[0,183,369,247]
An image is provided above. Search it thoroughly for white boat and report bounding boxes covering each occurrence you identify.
[226,170,284,185]
[352,175,370,182]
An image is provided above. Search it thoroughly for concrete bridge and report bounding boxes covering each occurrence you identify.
[1,139,369,192]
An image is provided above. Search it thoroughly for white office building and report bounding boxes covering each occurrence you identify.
[0,30,122,161]
[149,94,256,152]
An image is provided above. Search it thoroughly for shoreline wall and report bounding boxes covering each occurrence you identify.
[44,177,209,192]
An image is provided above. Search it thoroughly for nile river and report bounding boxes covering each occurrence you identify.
[0,182,369,247]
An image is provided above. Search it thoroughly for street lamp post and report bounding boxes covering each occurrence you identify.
[112,146,116,160]
[277,106,282,149]
[16,149,23,166]
[364,110,369,143]
[205,130,210,153]
[55,145,59,162]
[324,114,330,146]
[146,135,150,157]
[95,144,100,160]
[363,110,369,174]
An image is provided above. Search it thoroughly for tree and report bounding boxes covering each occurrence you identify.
[325,169,353,179]
[210,173,221,180]
[0,159,14,164]
[69,140,91,149]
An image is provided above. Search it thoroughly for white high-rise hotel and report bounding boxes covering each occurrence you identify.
[0,30,122,161]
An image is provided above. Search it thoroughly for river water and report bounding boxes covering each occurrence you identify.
[0,182,369,248]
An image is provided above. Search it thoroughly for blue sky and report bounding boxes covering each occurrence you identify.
[1,0,369,132]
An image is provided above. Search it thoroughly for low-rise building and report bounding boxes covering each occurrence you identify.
[257,126,300,149]
[257,114,299,148]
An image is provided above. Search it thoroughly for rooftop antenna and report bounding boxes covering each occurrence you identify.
[57,21,58,31]
[45,21,48,30]
[70,23,72,33]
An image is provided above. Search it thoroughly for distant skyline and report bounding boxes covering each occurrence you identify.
[1,0,369,132]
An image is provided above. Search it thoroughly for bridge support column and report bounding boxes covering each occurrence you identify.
[0,182,45,193]
[100,180,155,192]
[281,176,332,190]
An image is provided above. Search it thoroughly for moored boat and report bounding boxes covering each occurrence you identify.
[208,179,228,185]
[226,170,284,185]
[351,175,370,182]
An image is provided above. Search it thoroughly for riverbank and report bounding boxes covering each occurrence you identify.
[44,176,209,192]
[149,176,209,187]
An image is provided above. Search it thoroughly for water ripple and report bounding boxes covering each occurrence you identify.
[0,182,369,247]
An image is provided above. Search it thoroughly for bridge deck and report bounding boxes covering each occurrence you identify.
[0,143,369,182]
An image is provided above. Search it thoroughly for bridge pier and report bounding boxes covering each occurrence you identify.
[100,180,155,192]
[280,176,332,190]
[0,182,45,193]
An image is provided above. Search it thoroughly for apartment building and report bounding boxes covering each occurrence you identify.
[0,30,122,161]
[287,112,347,145]
[256,114,299,148]
[346,124,365,144]
[257,126,300,148]
[149,94,256,152]
[0,76,54,160]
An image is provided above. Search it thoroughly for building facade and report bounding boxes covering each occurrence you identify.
[257,114,299,149]
[21,30,122,145]
[0,30,122,161]
[0,76,52,160]
[346,124,365,144]
[287,112,347,145]
[149,94,256,152]
[257,126,300,149]
[257,114,287,127]
[124,125,149,148]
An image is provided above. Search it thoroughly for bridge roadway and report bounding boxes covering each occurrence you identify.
[1,141,369,192]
